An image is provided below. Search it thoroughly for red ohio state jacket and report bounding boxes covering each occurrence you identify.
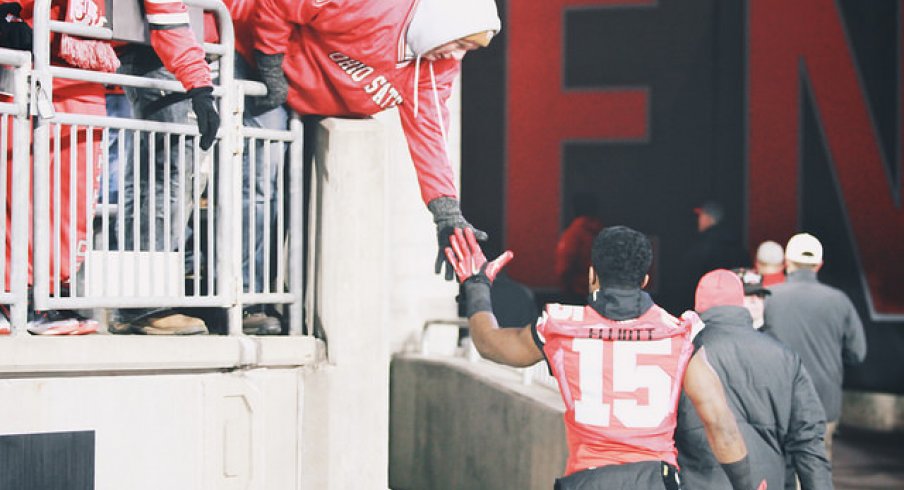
[229,0,462,205]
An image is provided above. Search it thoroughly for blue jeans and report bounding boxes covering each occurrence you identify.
[104,93,132,204]
[236,55,289,294]
[116,65,198,254]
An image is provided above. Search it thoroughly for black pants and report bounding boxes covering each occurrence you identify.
[554,461,682,490]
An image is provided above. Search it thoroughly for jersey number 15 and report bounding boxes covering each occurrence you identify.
[572,337,673,429]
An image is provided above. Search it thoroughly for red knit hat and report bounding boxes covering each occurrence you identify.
[695,269,745,313]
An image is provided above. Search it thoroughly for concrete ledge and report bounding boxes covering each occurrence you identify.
[842,390,904,433]
[0,336,325,375]
[390,354,567,490]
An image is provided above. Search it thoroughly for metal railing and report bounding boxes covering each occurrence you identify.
[0,0,305,335]
[0,49,32,332]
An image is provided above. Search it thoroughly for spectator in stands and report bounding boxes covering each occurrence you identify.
[755,240,785,287]
[764,232,867,462]
[0,0,108,334]
[554,192,603,304]
[111,0,221,335]
[0,0,214,334]
[445,225,765,490]
[677,199,750,311]
[230,0,499,282]
[676,269,832,490]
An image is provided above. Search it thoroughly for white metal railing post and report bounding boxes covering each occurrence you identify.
[189,0,242,335]
[288,114,303,335]
[31,0,54,312]
[0,49,33,334]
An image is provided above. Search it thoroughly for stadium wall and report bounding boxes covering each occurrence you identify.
[461,0,904,396]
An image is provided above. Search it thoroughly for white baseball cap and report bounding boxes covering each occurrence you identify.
[756,240,784,265]
[785,233,823,265]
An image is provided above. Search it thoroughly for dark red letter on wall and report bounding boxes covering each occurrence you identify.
[749,0,904,316]
[506,0,652,287]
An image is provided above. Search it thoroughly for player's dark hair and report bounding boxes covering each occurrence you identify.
[591,226,652,288]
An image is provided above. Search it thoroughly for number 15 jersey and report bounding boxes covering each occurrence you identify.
[533,302,694,476]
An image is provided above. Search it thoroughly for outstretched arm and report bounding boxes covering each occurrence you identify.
[468,311,544,367]
[446,228,544,367]
[684,347,764,490]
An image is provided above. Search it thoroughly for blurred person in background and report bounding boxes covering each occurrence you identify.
[555,192,604,304]
[677,199,750,311]
[764,233,867,462]
[755,240,785,287]
[734,268,771,329]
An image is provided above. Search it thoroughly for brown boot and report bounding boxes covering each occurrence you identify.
[133,314,208,335]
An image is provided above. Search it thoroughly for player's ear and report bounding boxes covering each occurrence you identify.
[588,267,600,292]
[641,274,650,289]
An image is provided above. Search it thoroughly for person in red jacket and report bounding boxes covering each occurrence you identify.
[555,192,604,303]
[230,0,500,280]
[0,0,217,334]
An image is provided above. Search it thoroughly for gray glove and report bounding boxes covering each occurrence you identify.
[252,51,288,115]
[428,197,488,281]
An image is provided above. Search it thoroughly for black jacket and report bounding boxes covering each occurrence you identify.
[675,306,832,490]
[675,223,750,311]
[763,269,867,422]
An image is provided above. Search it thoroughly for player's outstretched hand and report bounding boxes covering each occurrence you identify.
[756,480,767,490]
[444,227,512,285]
[428,197,488,281]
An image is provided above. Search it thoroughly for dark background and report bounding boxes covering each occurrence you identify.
[461,0,904,394]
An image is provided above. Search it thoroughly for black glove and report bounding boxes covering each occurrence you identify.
[428,197,488,281]
[188,86,220,151]
[0,3,32,51]
[251,50,288,115]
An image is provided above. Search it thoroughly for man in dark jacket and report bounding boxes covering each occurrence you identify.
[677,269,832,490]
[764,233,867,461]
[675,200,750,311]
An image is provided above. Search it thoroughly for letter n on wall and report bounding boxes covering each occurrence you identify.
[506,0,652,287]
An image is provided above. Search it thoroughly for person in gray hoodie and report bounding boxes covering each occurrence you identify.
[676,269,832,490]
[763,233,867,461]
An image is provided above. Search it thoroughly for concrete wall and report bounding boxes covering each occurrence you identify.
[842,390,904,433]
[0,336,322,490]
[389,354,568,490]
[301,117,391,490]
[373,83,462,354]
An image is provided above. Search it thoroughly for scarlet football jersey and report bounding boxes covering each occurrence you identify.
[535,303,694,476]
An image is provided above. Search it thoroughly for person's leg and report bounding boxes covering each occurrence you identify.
[824,420,838,462]
[236,54,287,334]
[114,64,206,335]
[26,87,105,334]
[122,68,196,253]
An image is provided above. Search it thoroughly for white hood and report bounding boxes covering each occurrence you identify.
[406,0,501,56]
